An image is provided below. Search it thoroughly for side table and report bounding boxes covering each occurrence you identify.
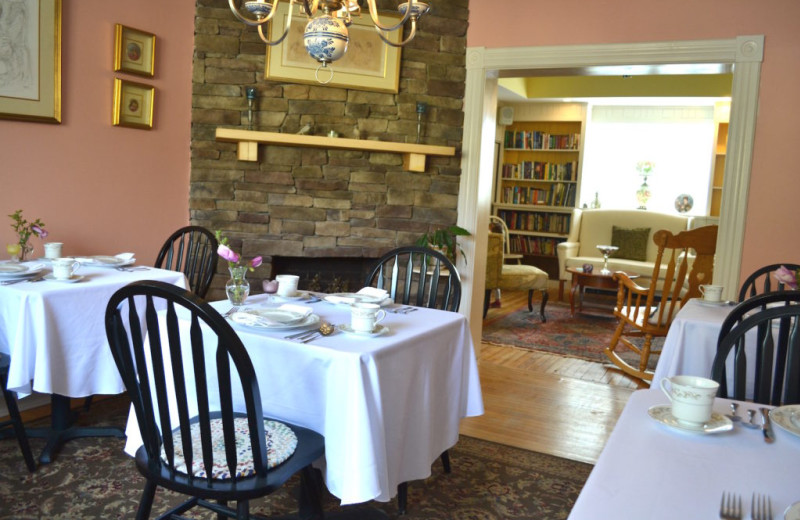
[566,267,637,316]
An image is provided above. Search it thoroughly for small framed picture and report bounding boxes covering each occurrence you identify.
[114,24,156,77]
[113,78,154,129]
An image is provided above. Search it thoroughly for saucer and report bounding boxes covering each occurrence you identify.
[695,299,732,307]
[784,501,800,520]
[647,405,733,434]
[272,290,310,301]
[338,324,388,337]
[43,274,84,283]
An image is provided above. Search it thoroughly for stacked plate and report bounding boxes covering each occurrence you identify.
[229,308,319,330]
[0,263,45,282]
[77,255,136,268]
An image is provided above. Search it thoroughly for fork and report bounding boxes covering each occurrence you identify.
[223,306,239,318]
[752,493,772,520]
[720,492,742,520]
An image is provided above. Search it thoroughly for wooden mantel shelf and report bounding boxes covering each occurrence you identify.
[215,128,456,173]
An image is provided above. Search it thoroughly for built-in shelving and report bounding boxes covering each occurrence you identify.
[215,128,456,173]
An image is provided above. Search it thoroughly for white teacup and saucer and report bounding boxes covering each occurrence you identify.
[648,375,732,434]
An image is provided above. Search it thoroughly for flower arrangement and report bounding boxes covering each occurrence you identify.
[7,209,48,261]
[773,265,799,290]
[636,161,654,176]
[214,230,262,271]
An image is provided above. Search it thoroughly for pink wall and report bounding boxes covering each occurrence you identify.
[1,1,194,264]
[468,0,800,281]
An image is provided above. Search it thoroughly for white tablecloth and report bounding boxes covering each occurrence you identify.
[0,263,188,397]
[569,388,800,520]
[123,294,484,505]
[652,298,733,388]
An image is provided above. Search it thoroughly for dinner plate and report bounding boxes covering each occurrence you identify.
[88,255,134,267]
[695,298,733,307]
[0,263,44,279]
[784,502,800,520]
[323,293,390,306]
[647,405,733,434]
[43,274,85,283]
[230,309,319,330]
[270,290,312,302]
[769,404,800,438]
[337,324,389,337]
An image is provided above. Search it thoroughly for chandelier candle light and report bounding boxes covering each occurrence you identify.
[228,0,430,83]
[635,161,654,210]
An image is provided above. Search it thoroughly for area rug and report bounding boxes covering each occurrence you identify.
[482,299,662,367]
[0,397,592,520]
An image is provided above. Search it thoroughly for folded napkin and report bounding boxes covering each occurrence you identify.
[325,295,356,305]
[276,304,313,317]
[116,252,135,261]
[230,312,278,327]
[357,287,389,299]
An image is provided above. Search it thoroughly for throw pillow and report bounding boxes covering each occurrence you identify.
[611,226,650,262]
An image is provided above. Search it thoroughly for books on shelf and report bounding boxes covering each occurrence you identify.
[504,130,580,150]
[497,210,572,235]
[501,160,577,181]
[500,182,576,207]
[507,234,564,257]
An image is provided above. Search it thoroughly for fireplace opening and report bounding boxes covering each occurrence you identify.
[270,257,379,293]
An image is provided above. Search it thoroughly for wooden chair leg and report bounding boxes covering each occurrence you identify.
[558,280,565,301]
[440,450,451,473]
[483,289,490,319]
[539,289,548,323]
[397,481,408,515]
[527,289,533,312]
[136,481,157,520]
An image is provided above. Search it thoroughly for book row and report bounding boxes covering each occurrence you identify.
[500,183,577,207]
[497,210,572,234]
[504,130,580,151]
[508,235,565,257]
[501,161,577,181]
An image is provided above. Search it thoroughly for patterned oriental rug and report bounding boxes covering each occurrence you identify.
[0,397,592,520]
[482,300,663,368]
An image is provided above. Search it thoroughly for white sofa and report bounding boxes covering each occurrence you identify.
[556,209,700,298]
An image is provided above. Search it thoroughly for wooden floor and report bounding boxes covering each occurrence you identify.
[460,289,648,465]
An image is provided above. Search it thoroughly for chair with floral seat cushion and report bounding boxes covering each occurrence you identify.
[738,263,800,302]
[605,225,718,383]
[105,280,325,520]
[484,232,549,321]
[155,226,218,299]
[0,353,36,472]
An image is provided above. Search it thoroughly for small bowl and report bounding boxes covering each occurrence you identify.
[262,279,279,294]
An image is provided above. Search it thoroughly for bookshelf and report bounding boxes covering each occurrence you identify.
[493,108,585,278]
[708,101,730,217]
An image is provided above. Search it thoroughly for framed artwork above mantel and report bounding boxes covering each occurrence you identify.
[264,3,402,93]
[0,0,62,124]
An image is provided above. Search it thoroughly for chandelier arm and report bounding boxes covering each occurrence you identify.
[228,0,282,26]
[364,0,414,32]
[257,16,293,46]
[298,0,320,17]
[375,19,417,47]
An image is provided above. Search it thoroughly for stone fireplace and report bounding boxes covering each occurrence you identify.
[271,256,378,294]
[188,1,469,301]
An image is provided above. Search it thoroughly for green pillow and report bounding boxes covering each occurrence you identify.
[611,226,650,262]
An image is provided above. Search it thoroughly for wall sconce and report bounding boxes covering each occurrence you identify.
[245,86,258,130]
[416,101,427,144]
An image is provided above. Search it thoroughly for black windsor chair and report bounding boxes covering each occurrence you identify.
[0,353,36,472]
[365,246,461,515]
[711,291,800,405]
[154,226,218,298]
[738,263,800,302]
[105,280,325,520]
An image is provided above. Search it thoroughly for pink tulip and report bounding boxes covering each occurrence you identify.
[32,225,48,238]
[250,256,263,268]
[217,244,240,264]
[773,265,798,289]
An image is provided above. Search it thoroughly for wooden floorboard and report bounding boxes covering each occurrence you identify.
[461,288,648,465]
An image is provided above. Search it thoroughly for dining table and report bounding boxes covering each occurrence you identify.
[568,388,800,519]
[0,258,189,463]
[123,292,485,506]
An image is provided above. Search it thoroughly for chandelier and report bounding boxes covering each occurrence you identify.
[228,0,430,82]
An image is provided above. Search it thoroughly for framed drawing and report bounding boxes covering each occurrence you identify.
[265,4,402,93]
[0,0,62,123]
[112,78,154,129]
[114,24,156,77]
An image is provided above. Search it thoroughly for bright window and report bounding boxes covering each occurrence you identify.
[580,104,715,215]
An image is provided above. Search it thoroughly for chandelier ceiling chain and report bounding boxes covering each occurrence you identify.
[228,0,430,82]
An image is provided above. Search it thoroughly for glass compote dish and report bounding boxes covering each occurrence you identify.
[596,245,619,275]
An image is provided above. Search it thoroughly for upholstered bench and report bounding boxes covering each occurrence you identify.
[485,232,549,321]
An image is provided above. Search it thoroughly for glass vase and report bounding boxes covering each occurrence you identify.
[226,266,250,306]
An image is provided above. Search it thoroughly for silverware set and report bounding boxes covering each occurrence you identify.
[283,322,336,343]
[719,492,772,520]
[116,266,150,272]
[0,275,45,285]
[727,403,776,442]
[388,306,417,314]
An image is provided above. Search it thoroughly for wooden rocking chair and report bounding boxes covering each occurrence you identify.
[605,225,718,383]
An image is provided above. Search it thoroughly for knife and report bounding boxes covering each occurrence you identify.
[759,407,775,443]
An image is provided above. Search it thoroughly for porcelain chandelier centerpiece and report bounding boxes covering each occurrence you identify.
[635,160,654,210]
[229,0,430,83]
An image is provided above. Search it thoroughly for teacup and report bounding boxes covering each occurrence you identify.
[52,257,80,280]
[700,284,724,302]
[660,375,719,425]
[44,242,63,259]
[351,302,386,333]
[276,274,299,297]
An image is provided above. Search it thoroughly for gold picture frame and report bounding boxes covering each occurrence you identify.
[265,4,402,93]
[0,0,62,123]
[114,24,156,77]
[112,78,154,129]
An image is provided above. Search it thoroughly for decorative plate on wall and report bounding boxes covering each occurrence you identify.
[674,194,694,213]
